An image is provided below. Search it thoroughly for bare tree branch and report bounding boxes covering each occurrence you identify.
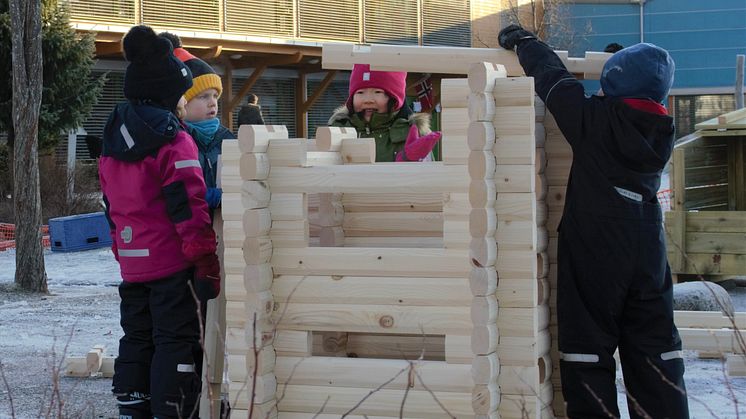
[581,382,620,419]
[0,361,15,418]
[412,369,456,419]
[310,395,331,419]
[643,357,724,419]
[341,367,409,418]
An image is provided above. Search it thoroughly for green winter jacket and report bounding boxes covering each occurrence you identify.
[328,106,431,162]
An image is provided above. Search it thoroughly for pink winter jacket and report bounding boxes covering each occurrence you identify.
[99,102,216,282]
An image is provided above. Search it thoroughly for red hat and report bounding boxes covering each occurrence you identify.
[348,64,407,110]
[159,32,222,102]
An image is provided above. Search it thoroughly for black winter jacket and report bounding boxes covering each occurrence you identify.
[516,39,674,221]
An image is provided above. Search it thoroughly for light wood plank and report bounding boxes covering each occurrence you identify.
[274,356,473,392]
[342,193,443,212]
[441,78,470,108]
[274,302,471,335]
[267,164,469,194]
[272,275,471,306]
[343,212,443,237]
[271,247,470,278]
[277,384,475,418]
[674,311,746,329]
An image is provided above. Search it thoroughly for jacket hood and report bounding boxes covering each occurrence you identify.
[605,98,675,197]
[102,102,183,162]
[328,105,431,134]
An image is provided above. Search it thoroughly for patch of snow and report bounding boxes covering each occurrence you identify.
[0,248,745,418]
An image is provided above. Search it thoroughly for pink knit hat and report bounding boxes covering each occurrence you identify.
[348,64,407,110]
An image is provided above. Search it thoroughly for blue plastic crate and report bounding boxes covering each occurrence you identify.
[49,212,112,252]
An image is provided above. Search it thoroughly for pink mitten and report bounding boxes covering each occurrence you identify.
[396,125,442,162]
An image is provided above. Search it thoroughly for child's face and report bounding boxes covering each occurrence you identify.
[352,88,390,122]
[175,96,188,120]
[185,88,220,122]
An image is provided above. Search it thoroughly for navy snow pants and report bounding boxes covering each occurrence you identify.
[112,268,203,418]
[557,207,689,419]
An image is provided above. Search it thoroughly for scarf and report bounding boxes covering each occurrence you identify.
[186,118,220,146]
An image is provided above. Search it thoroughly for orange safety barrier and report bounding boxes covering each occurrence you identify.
[0,223,50,251]
[657,188,671,212]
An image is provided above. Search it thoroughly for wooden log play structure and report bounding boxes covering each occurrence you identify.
[203,43,613,419]
[665,110,746,281]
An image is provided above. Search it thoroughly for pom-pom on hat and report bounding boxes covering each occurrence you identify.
[122,25,192,111]
[600,42,675,104]
[348,64,407,111]
[160,32,223,102]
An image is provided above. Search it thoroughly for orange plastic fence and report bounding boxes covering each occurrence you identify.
[657,189,671,212]
[0,223,50,251]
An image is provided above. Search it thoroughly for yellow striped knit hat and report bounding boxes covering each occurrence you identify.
[160,32,222,101]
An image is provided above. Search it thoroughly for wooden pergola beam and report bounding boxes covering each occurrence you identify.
[95,41,123,58]
[226,52,305,115]
[227,64,267,113]
[86,30,321,57]
[220,59,234,128]
[230,52,305,70]
[301,70,338,113]
[296,73,308,138]
[195,45,223,60]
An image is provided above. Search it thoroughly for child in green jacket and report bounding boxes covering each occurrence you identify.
[329,64,440,162]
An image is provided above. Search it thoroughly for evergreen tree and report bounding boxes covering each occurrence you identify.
[0,0,104,153]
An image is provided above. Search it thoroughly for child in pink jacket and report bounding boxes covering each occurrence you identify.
[99,25,219,419]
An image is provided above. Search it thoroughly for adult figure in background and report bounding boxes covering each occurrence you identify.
[237,93,265,126]
[604,42,624,53]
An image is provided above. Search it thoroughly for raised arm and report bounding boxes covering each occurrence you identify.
[499,25,588,146]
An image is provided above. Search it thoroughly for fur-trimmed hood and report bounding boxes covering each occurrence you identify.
[328,106,432,135]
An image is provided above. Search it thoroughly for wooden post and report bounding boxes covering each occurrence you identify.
[297,70,338,140]
[672,147,686,210]
[220,60,234,129]
[728,140,738,211]
[66,128,78,206]
[295,73,307,139]
[736,54,744,110]
[736,140,746,210]
[671,210,687,273]
[199,209,228,418]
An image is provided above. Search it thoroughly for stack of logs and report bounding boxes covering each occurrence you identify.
[214,64,567,417]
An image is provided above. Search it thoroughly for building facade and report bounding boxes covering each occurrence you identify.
[61,0,503,160]
[560,0,746,138]
[60,0,746,160]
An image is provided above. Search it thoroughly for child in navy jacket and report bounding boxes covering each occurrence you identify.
[499,25,689,419]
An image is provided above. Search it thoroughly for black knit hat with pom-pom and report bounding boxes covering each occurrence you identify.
[122,25,193,111]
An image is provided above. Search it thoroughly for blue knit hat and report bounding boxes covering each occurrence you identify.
[600,43,674,103]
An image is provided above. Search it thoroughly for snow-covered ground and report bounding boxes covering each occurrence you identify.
[0,248,744,418]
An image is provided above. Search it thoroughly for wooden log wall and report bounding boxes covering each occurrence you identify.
[215,64,601,417]
[542,106,572,418]
[670,136,732,211]
[664,210,746,276]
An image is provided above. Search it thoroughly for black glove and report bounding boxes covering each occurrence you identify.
[498,24,537,51]
[194,253,220,303]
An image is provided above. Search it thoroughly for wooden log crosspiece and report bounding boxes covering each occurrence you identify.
[322,43,611,79]
[237,124,289,153]
[64,345,113,378]
[314,126,357,151]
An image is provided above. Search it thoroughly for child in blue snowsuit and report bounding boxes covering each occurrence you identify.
[499,25,689,419]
